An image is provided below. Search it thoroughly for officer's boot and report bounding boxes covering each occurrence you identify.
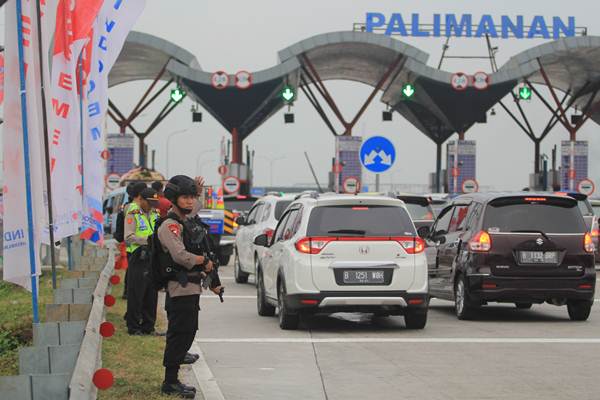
[161,381,195,398]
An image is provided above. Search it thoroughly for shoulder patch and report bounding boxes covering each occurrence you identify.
[126,217,134,224]
[168,223,181,237]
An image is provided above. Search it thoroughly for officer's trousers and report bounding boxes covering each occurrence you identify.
[163,293,199,382]
[126,248,158,334]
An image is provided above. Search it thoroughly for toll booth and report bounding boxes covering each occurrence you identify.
[446,140,477,195]
[330,136,363,193]
[560,140,589,192]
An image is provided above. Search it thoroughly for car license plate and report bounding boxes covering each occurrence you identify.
[342,270,385,284]
[519,251,558,264]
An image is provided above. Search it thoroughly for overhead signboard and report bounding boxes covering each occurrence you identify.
[364,13,578,39]
[223,176,241,195]
[472,71,489,90]
[451,72,469,91]
[360,136,396,174]
[211,71,229,90]
[106,134,134,175]
[235,70,252,90]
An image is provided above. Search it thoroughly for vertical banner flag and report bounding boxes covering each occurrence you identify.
[48,0,103,240]
[2,0,51,290]
[80,0,146,243]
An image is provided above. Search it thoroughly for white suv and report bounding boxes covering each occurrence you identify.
[253,193,429,330]
[234,194,295,283]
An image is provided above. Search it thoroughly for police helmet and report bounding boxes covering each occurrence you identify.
[164,175,198,203]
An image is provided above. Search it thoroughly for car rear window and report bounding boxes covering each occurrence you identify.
[404,203,435,221]
[307,205,416,237]
[483,196,586,234]
[593,205,600,216]
[274,200,292,220]
[578,200,594,216]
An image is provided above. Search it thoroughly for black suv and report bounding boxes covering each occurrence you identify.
[419,193,596,321]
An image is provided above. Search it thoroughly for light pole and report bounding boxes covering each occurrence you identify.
[166,128,189,177]
[195,149,215,176]
[257,155,285,186]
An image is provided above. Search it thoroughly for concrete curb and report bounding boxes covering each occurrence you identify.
[68,245,115,400]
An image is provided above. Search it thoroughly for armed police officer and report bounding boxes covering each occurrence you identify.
[124,186,160,335]
[156,175,223,398]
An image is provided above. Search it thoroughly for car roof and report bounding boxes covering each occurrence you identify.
[295,194,405,208]
[260,194,297,202]
[451,192,579,204]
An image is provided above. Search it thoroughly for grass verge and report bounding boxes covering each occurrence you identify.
[0,269,68,375]
[99,269,171,400]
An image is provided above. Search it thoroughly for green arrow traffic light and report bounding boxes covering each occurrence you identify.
[518,85,532,100]
[402,83,415,99]
[170,87,186,103]
[280,85,296,103]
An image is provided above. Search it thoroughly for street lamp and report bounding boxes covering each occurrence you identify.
[195,149,215,176]
[257,155,285,187]
[166,128,190,177]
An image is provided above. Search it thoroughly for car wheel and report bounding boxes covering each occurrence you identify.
[234,248,249,284]
[404,311,427,329]
[218,254,231,266]
[454,274,477,320]
[567,300,592,321]
[256,267,275,317]
[515,302,533,309]
[278,279,299,330]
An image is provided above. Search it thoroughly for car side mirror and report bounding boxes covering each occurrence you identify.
[236,216,246,226]
[417,226,430,239]
[253,234,270,247]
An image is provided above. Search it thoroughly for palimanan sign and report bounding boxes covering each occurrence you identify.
[365,13,577,39]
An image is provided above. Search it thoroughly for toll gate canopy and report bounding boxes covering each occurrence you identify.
[110,31,600,145]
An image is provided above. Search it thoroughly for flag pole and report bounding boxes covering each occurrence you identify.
[16,0,40,323]
[34,0,58,289]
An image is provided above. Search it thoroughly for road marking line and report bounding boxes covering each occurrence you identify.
[203,295,256,299]
[190,341,226,400]
[195,337,600,344]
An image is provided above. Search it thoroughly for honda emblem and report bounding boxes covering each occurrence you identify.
[358,246,370,255]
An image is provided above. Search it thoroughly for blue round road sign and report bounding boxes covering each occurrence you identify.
[360,136,396,173]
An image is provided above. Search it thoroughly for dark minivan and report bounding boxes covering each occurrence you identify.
[419,193,596,321]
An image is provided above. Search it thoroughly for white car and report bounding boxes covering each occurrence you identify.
[253,192,429,330]
[233,194,295,283]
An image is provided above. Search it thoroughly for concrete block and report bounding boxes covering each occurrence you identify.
[60,278,96,289]
[72,288,94,304]
[19,344,79,375]
[0,375,32,400]
[33,322,85,347]
[45,304,91,322]
[31,374,70,400]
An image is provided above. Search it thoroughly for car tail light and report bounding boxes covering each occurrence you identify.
[584,233,595,253]
[592,229,599,238]
[394,236,425,254]
[295,237,333,254]
[408,299,424,305]
[263,228,274,241]
[469,231,492,252]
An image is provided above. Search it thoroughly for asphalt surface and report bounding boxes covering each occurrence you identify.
[193,263,600,400]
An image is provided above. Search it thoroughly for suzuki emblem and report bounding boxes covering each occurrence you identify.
[358,246,370,255]
[536,238,544,246]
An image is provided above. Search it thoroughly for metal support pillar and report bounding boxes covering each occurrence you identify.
[435,141,442,193]
[231,128,242,164]
[300,54,403,136]
[106,59,182,169]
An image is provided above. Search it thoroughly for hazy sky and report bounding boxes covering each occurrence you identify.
[5,1,600,192]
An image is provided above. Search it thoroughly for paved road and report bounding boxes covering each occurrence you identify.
[193,264,600,400]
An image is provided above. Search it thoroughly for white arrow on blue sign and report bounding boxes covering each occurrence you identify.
[360,136,396,173]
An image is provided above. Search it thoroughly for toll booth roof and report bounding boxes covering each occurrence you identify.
[113,31,600,142]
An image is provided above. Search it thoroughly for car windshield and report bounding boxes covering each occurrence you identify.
[307,205,416,236]
[404,203,435,221]
[483,197,586,234]
[578,200,594,216]
[274,200,292,220]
